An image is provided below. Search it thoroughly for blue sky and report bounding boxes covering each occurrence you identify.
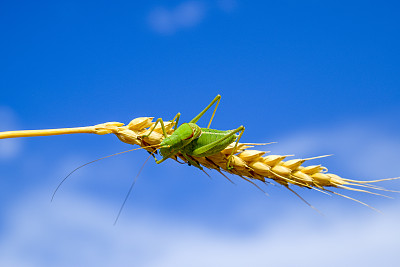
[1,1,400,266]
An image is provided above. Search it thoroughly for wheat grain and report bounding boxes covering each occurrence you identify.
[0,116,398,208]
[119,117,399,198]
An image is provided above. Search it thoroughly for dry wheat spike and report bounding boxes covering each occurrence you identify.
[0,116,398,211]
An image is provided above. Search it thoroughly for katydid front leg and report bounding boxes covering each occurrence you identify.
[170,112,181,130]
[141,112,181,140]
[140,118,170,164]
[141,118,169,139]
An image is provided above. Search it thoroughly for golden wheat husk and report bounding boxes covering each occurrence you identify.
[1,117,398,208]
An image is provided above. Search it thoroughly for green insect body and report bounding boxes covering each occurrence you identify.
[142,95,245,170]
[180,128,237,157]
[159,123,202,159]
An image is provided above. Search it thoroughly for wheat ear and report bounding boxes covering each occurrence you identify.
[1,117,398,208]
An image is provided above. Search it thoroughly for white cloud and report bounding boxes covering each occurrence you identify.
[1,116,400,266]
[0,189,399,267]
[2,114,400,266]
[270,121,400,179]
[147,0,239,35]
[0,106,22,160]
[148,1,206,35]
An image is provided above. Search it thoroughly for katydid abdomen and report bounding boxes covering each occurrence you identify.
[182,128,237,157]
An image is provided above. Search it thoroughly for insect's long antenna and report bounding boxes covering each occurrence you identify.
[114,150,157,225]
[51,145,161,202]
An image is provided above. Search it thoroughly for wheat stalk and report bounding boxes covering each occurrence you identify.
[1,117,398,209]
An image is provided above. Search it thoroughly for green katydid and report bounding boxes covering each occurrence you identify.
[112,95,247,224]
[39,94,246,223]
[0,94,254,223]
[141,95,245,170]
[2,94,395,222]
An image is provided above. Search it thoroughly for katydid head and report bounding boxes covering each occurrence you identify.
[159,123,201,158]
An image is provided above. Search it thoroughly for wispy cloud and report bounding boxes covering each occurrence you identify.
[1,114,399,266]
[0,107,22,160]
[1,115,399,266]
[148,1,206,35]
[0,189,399,267]
[270,121,400,179]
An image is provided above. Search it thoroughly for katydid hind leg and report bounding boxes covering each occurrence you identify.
[191,126,245,160]
[226,126,245,170]
[190,95,221,128]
